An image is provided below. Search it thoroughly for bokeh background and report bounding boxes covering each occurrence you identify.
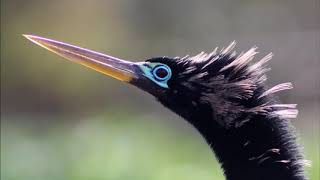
[1,0,319,180]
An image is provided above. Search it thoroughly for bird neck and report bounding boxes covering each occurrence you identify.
[159,95,307,180]
[182,106,307,180]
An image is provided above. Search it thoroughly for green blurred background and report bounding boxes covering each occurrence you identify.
[1,0,319,179]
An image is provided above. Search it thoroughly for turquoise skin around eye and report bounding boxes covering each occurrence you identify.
[138,63,172,88]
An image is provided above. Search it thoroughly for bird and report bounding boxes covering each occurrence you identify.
[24,34,309,180]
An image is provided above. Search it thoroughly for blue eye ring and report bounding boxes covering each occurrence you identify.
[152,65,172,81]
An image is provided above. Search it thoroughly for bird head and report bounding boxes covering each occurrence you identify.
[24,35,295,128]
[24,35,305,180]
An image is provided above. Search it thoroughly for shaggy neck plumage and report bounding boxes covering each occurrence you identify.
[160,94,306,180]
[156,43,307,180]
[185,100,306,180]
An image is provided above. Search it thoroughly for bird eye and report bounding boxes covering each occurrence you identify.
[152,65,171,81]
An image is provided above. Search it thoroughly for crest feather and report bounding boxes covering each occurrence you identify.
[175,43,298,128]
[259,82,293,99]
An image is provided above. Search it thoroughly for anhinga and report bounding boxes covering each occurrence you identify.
[24,34,308,180]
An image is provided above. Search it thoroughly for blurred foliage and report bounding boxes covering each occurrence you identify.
[1,0,319,179]
[1,115,319,180]
[1,115,224,180]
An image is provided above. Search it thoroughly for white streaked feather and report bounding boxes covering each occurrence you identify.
[247,53,273,75]
[220,47,258,72]
[265,104,297,109]
[259,82,293,99]
[220,41,236,55]
[273,109,299,119]
[251,53,273,70]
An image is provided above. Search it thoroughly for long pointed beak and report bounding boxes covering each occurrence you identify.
[23,34,138,82]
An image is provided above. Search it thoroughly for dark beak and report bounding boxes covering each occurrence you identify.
[23,34,139,82]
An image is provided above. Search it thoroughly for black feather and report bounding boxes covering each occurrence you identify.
[147,43,307,180]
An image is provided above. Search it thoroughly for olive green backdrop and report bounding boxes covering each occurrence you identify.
[1,0,319,179]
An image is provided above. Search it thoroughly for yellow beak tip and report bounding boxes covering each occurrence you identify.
[23,34,135,82]
[23,34,41,45]
[23,34,34,41]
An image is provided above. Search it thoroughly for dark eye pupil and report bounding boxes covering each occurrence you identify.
[155,68,168,79]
